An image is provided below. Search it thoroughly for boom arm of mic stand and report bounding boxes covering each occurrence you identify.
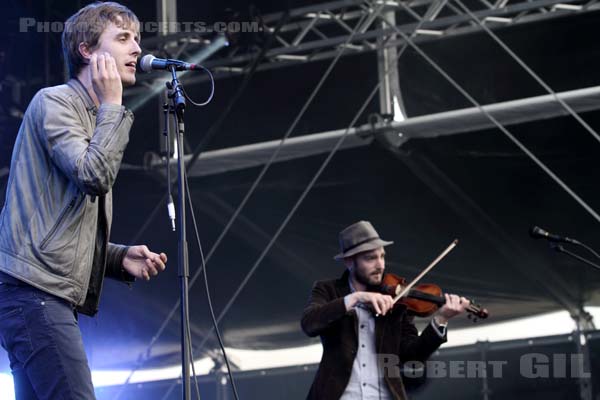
[551,244,600,272]
[574,241,600,260]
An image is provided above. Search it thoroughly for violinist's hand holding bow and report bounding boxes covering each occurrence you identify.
[434,294,470,325]
[345,292,394,316]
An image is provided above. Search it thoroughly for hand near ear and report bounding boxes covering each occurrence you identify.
[89,52,122,105]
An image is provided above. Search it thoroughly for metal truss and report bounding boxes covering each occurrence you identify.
[134,84,600,177]
[129,0,600,94]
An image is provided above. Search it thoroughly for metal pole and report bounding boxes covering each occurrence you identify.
[157,0,178,158]
[376,8,406,119]
[175,109,191,400]
[157,4,191,398]
[478,341,491,400]
[165,61,191,400]
[573,312,593,400]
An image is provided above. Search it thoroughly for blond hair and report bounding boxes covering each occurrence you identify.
[62,2,140,78]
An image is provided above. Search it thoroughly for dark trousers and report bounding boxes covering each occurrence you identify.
[0,282,96,399]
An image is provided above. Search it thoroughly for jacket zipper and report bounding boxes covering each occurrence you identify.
[103,109,128,150]
[40,195,78,250]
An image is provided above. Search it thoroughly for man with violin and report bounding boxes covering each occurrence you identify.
[301,220,471,400]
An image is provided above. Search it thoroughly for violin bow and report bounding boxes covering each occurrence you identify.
[392,239,458,305]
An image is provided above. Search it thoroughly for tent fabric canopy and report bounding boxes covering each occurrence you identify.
[1,0,599,375]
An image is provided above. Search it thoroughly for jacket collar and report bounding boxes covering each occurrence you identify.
[67,78,97,112]
[337,269,390,343]
[335,269,352,298]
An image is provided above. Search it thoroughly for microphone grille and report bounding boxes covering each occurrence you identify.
[529,226,545,238]
[140,54,155,73]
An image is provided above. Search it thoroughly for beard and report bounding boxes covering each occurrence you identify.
[352,266,383,288]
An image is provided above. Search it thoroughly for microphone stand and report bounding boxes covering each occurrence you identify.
[549,240,597,397]
[166,64,192,400]
[551,244,600,272]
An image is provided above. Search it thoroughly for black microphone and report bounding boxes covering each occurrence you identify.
[529,226,579,244]
[139,54,202,72]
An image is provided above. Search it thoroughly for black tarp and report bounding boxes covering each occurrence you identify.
[1,0,599,378]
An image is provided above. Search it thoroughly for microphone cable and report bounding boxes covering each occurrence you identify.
[181,66,215,107]
[164,65,240,400]
[184,169,241,400]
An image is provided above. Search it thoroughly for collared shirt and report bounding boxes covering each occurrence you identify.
[341,298,393,400]
[341,279,446,399]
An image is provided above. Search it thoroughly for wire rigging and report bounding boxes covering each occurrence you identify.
[116,2,600,398]
[384,2,600,223]
[453,0,600,145]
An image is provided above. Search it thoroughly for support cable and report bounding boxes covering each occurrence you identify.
[118,6,378,396]
[188,3,434,361]
[114,10,294,399]
[378,4,600,223]
[453,0,600,145]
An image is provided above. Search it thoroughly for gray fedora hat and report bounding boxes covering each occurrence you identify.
[334,220,393,260]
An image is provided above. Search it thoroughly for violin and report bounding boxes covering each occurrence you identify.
[378,273,489,321]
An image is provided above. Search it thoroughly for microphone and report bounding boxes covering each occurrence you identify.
[139,54,202,72]
[529,226,579,244]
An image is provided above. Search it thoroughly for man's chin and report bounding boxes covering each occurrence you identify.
[122,78,136,87]
[120,73,136,87]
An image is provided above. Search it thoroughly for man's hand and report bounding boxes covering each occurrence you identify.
[90,52,122,105]
[435,294,470,324]
[347,291,394,316]
[123,245,167,281]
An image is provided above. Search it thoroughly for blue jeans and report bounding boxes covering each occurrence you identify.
[0,282,96,399]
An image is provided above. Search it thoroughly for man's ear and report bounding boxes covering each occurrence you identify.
[78,42,93,63]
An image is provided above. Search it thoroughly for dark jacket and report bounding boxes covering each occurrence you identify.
[301,270,446,399]
[0,79,134,315]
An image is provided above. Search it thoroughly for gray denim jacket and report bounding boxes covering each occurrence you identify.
[0,79,135,315]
